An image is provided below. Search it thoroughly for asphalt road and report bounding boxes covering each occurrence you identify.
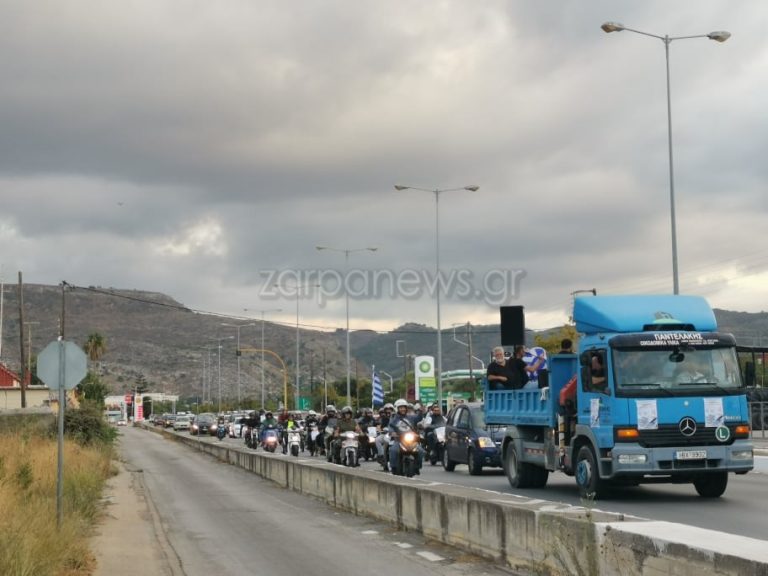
[192,430,768,541]
[119,427,517,576]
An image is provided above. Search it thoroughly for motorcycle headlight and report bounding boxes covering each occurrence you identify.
[404,432,416,443]
[345,431,356,439]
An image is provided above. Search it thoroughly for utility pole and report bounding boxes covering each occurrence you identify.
[18,272,26,408]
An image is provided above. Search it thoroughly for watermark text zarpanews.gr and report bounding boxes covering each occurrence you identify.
[258,268,525,307]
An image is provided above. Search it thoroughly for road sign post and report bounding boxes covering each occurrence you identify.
[37,340,88,528]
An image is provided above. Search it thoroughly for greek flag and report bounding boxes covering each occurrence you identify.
[372,368,384,407]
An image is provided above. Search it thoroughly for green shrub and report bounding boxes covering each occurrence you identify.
[59,404,117,446]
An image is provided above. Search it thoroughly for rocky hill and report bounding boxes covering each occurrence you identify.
[1,283,765,402]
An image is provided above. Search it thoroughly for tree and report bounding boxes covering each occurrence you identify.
[534,325,580,356]
[77,372,110,406]
[83,332,107,369]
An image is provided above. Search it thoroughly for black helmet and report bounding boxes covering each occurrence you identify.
[265,411,273,418]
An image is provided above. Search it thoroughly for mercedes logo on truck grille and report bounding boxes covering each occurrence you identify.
[679,417,697,437]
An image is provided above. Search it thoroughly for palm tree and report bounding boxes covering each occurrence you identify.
[83,332,107,371]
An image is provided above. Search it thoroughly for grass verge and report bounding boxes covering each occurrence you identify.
[0,415,115,576]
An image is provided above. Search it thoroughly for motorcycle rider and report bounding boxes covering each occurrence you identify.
[357,407,376,460]
[243,411,260,445]
[304,410,320,454]
[260,411,279,444]
[375,403,394,470]
[389,398,423,474]
[331,406,361,463]
[282,411,300,454]
[421,403,446,459]
[318,405,338,456]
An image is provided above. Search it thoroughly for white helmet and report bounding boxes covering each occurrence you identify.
[326,405,336,413]
[308,410,317,416]
[394,399,408,409]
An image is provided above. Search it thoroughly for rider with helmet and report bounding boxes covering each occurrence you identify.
[260,411,279,443]
[331,406,361,463]
[388,399,423,474]
[318,405,337,456]
[421,403,446,457]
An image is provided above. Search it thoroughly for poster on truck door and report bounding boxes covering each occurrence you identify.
[414,355,436,405]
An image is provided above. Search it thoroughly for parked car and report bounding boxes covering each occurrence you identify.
[442,402,502,475]
[173,415,192,431]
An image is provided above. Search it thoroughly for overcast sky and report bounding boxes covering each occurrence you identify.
[2,1,767,336]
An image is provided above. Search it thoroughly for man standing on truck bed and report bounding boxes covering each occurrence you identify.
[487,346,543,389]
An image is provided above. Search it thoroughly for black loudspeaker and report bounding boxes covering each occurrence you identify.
[500,306,525,346]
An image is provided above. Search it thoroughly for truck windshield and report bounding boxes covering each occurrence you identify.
[612,346,743,397]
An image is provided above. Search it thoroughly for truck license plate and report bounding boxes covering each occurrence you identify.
[675,450,706,460]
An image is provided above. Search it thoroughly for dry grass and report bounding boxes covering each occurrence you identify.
[0,432,114,576]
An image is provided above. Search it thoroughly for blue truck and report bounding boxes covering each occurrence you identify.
[486,295,754,499]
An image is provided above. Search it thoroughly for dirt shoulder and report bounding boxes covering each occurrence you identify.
[91,459,181,576]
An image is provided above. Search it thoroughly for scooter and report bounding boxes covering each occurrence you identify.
[286,428,302,457]
[428,426,446,466]
[261,427,280,453]
[362,426,378,461]
[341,431,360,467]
[306,423,320,456]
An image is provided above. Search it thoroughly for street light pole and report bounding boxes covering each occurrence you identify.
[394,185,478,408]
[221,322,256,408]
[601,22,730,295]
[316,245,377,408]
[244,308,283,410]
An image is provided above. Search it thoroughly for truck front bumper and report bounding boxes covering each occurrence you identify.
[606,439,754,478]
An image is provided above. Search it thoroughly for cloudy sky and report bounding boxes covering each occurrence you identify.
[2,1,767,335]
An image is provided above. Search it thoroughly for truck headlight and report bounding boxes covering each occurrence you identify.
[618,454,647,464]
[731,449,753,460]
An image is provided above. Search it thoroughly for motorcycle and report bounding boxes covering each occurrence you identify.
[261,426,280,453]
[360,426,378,461]
[286,428,302,457]
[340,431,360,467]
[391,420,420,478]
[427,426,446,466]
[324,419,337,462]
[216,423,227,441]
[306,423,320,456]
[243,425,257,449]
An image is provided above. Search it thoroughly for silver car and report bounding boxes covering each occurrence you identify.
[173,415,192,431]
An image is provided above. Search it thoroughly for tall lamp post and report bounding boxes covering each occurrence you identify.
[316,245,377,408]
[244,308,283,409]
[601,22,730,295]
[274,282,318,410]
[208,335,234,413]
[394,185,479,408]
[221,322,256,408]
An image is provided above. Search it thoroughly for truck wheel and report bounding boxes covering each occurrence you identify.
[468,449,483,476]
[505,443,531,488]
[442,447,456,472]
[693,472,728,498]
[575,446,605,500]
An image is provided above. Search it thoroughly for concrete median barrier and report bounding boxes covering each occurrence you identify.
[148,425,768,575]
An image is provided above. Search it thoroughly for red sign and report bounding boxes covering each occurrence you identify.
[124,394,133,404]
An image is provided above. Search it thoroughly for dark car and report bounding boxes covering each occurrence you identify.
[443,402,502,475]
[162,414,177,428]
[190,413,216,436]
